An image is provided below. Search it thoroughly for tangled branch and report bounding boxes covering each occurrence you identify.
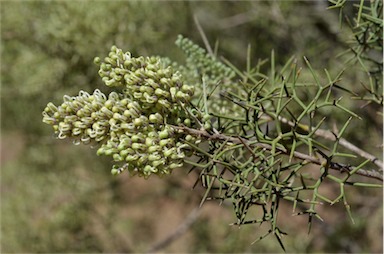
[175,125,383,181]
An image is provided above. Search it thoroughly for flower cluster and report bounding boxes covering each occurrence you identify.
[175,35,235,83]
[42,89,111,144]
[174,35,239,116]
[94,45,194,115]
[43,46,202,177]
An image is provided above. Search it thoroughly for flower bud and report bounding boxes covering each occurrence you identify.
[171,153,184,160]
[128,101,141,111]
[42,116,56,125]
[111,167,121,175]
[176,91,189,101]
[144,165,156,174]
[113,154,123,162]
[148,154,161,161]
[185,135,193,142]
[152,159,165,168]
[121,123,135,130]
[87,129,97,138]
[163,147,176,157]
[53,112,61,119]
[126,154,139,162]
[101,107,113,118]
[94,57,101,65]
[181,85,194,95]
[148,145,161,153]
[72,127,82,136]
[46,102,58,113]
[158,129,169,139]
[157,99,171,110]
[149,113,163,124]
[169,163,183,169]
[101,63,111,72]
[140,85,154,95]
[109,118,117,126]
[132,142,146,151]
[204,122,212,130]
[143,92,157,103]
[137,155,148,165]
[159,138,171,147]
[184,118,191,127]
[146,79,160,89]
[113,112,122,120]
[203,114,211,122]
[119,149,130,158]
[131,134,144,142]
[145,137,155,147]
[59,122,71,132]
[133,117,143,127]
[155,88,169,97]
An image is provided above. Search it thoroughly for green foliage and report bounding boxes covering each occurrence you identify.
[183,47,382,248]
[329,0,383,103]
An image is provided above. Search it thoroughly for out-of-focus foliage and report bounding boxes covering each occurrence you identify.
[1,1,382,253]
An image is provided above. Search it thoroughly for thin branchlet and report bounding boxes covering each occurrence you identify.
[174,125,383,181]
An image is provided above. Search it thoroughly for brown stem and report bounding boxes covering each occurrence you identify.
[274,115,384,171]
[146,207,201,253]
[174,126,383,182]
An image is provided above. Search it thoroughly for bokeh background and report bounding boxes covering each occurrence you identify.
[1,1,382,253]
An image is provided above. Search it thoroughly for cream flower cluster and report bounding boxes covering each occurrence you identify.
[43,46,201,177]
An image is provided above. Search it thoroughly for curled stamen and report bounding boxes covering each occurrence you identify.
[58,131,68,139]
[63,95,73,102]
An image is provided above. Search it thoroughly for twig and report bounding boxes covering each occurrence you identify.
[272,115,384,171]
[173,126,383,181]
[194,14,213,57]
[146,207,201,253]
[218,10,257,29]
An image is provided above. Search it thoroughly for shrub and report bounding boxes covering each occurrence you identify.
[41,1,382,250]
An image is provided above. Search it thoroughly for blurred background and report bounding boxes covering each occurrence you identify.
[1,1,382,253]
